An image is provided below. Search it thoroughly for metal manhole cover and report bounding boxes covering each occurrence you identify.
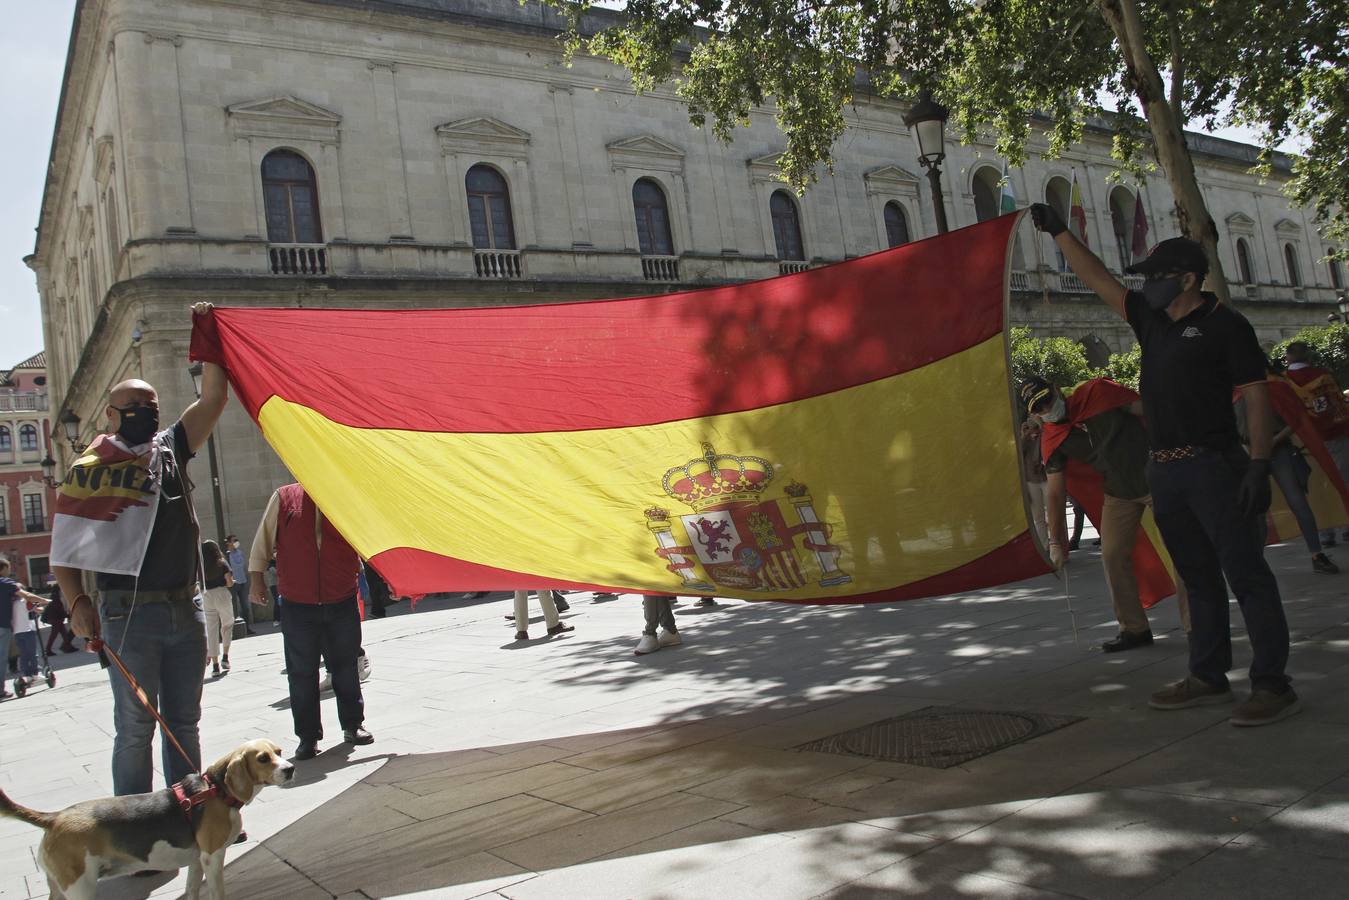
[797,706,1081,769]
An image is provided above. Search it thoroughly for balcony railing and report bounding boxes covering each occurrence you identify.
[0,393,48,412]
[269,243,328,275]
[474,249,522,279]
[778,260,810,275]
[25,520,46,534]
[1057,272,1094,294]
[641,255,680,282]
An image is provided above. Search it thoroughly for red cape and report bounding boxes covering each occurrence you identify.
[1039,378,1179,608]
[1241,376,1349,531]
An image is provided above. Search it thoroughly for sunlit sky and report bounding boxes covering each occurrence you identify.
[0,1,1301,368]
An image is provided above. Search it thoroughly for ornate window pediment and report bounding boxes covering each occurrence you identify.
[607,135,685,173]
[864,165,921,195]
[435,117,530,159]
[747,152,791,185]
[93,136,115,187]
[1225,211,1256,233]
[1274,217,1302,237]
[226,97,341,143]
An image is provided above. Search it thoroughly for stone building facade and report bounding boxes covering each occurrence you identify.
[30,0,1347,547]
[0,353,58,589]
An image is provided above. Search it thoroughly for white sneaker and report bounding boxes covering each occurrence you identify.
[634,634,660,655]
[658,629,682,647]
[358,655,371,682]
[318,673,332,692]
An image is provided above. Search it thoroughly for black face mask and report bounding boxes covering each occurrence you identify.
[115,405,160,445]
[1143,276,1185,311]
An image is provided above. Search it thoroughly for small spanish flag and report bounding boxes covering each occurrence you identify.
[191,215,1049,602]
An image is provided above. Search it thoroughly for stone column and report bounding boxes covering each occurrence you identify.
[548,84,592,248]
[114,31,195,237]
[368,61,414,241]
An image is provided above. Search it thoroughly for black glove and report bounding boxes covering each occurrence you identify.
[1237,458,1272,518]
[1030,203,1067,237]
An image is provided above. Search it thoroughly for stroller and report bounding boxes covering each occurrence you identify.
[13,607,57,697]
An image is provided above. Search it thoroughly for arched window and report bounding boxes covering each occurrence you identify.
[1236,238,1255,284]
[1284,243,1301,286]
[770,190,804,261]
[1328,250,1343,290]
[262,150,322,243]
[1108,187,1134,268]
[466,165,516,250]
[0,426,11,453]
[1045,177,1072,270]
[632,178,674,256]
[972,167,1001,223]
[18,424,38,452]
[884,202,910,248]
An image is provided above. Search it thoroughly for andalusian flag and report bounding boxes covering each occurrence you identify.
[1000,163,1017,215]
[191,216,1048,602]
[1069,172,1089,246]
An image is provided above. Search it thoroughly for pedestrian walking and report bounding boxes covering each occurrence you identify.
[201,540,236,677]
[512,589,574,641]
[1032,206,1298,726]
[634,594,682,655]
[40,586,79,655]
[224,535,256,635]
[1,560,50,697]
[1282,341,1349,546]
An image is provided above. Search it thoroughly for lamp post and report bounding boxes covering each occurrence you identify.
[60,410,84,452]
[1327,295,1349,324]
[903,90,951,235]
[188,362,228,542]
[41,454,60,489]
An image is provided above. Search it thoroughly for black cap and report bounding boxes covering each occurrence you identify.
[1126,237,1208,278]
[1019,376,1054,415]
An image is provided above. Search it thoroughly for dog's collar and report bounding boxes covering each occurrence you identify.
[172,775,245,816]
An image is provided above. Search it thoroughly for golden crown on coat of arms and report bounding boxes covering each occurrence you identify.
[662,442,774,513]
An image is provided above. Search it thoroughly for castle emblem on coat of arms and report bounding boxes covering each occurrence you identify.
[643,442,851,593]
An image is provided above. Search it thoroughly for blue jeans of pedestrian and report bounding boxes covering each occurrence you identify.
[0,627,12,685]
[280,596,364,741]
[99,592,206,795]
[14,632,40,677]
[230,582,253,626]
[1147,448,1291,693]
[1269,445,1321,553]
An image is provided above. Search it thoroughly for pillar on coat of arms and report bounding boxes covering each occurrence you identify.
[784,481,852,587]
[645,506,714,592]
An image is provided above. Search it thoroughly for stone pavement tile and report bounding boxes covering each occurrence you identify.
[524,747,730,815]
[389,744,580,796]
[213,845,332,900]
[1084,715,1349,807]
[342,850,534,900]
[386,761,596,820]
[500,819,784,900]
[910,788,1280,900]
[1225,772,1349,861]
[491,790,742,871]
[1132,845,1349,899]
[555,720,734,770]
[726,696,934,750]
[297,793,595,895]
[681,745,874,805]
[790,770,894,806]
[644,822,934,900]
[827,862,1075,898]
[264,781,420,857]
[717,794,870,833]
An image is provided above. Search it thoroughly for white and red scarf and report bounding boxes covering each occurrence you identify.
[50,433,163,576]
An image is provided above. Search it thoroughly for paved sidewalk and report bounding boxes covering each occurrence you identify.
[2,538,1348,899]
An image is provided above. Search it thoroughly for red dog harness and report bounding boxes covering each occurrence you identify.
[172,775,244,818]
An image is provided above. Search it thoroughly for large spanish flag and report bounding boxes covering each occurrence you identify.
[191,214,1049,602]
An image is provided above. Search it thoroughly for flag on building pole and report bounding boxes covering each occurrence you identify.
[1069,172,1089,246]
[1130,189,1150,262]
[1000,163,1017,214]
[190,215,1050,603]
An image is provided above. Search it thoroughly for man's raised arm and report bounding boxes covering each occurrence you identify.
[1030,204,1129,318]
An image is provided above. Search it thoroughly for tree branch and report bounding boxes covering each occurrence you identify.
[1168,6,1185,124]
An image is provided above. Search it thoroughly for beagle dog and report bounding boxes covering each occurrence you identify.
[0,739,293,900]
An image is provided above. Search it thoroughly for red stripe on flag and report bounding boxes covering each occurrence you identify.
[195,217,1020,434]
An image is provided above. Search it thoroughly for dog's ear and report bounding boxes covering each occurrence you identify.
[224,754,257,805]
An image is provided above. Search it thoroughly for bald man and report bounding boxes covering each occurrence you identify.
[55,302,229,796]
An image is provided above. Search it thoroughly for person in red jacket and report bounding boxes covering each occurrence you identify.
[1282,341,1349,546]
[249,483,372,760]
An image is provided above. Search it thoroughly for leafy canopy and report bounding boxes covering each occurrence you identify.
[552,0,1347,254]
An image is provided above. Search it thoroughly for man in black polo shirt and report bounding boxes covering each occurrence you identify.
[1031,205,1298,726]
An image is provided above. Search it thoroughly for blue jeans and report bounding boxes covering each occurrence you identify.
[280,596,364,741]
[1269,445,1321,553]
[99,592,206,795]
[0,628,11,686]
[1147,448,1290,693]
[14,632,39,677]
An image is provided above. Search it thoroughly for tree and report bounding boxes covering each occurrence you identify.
[1009,326,1096,388]
[1097,343,1142,390]
[552,0,1348,299]
[1272,323,1349,388]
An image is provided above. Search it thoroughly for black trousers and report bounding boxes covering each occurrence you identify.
[1147,448,1290,692]
[281,596,364,740]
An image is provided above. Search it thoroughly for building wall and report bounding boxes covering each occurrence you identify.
[0,361,58,588]
[30,0,1347,557]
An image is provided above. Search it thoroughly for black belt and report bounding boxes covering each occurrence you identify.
[1149,445,1203,462]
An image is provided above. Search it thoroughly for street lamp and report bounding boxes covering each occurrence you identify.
[904,89,951,235]
[188,362,228,542]
[41,454,60,489]
[60,410,84,452]
[1328,294,1349,324]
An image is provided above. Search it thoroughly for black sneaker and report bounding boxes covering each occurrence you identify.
[1102,630,1154,653]
[1312,553,1339,574]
